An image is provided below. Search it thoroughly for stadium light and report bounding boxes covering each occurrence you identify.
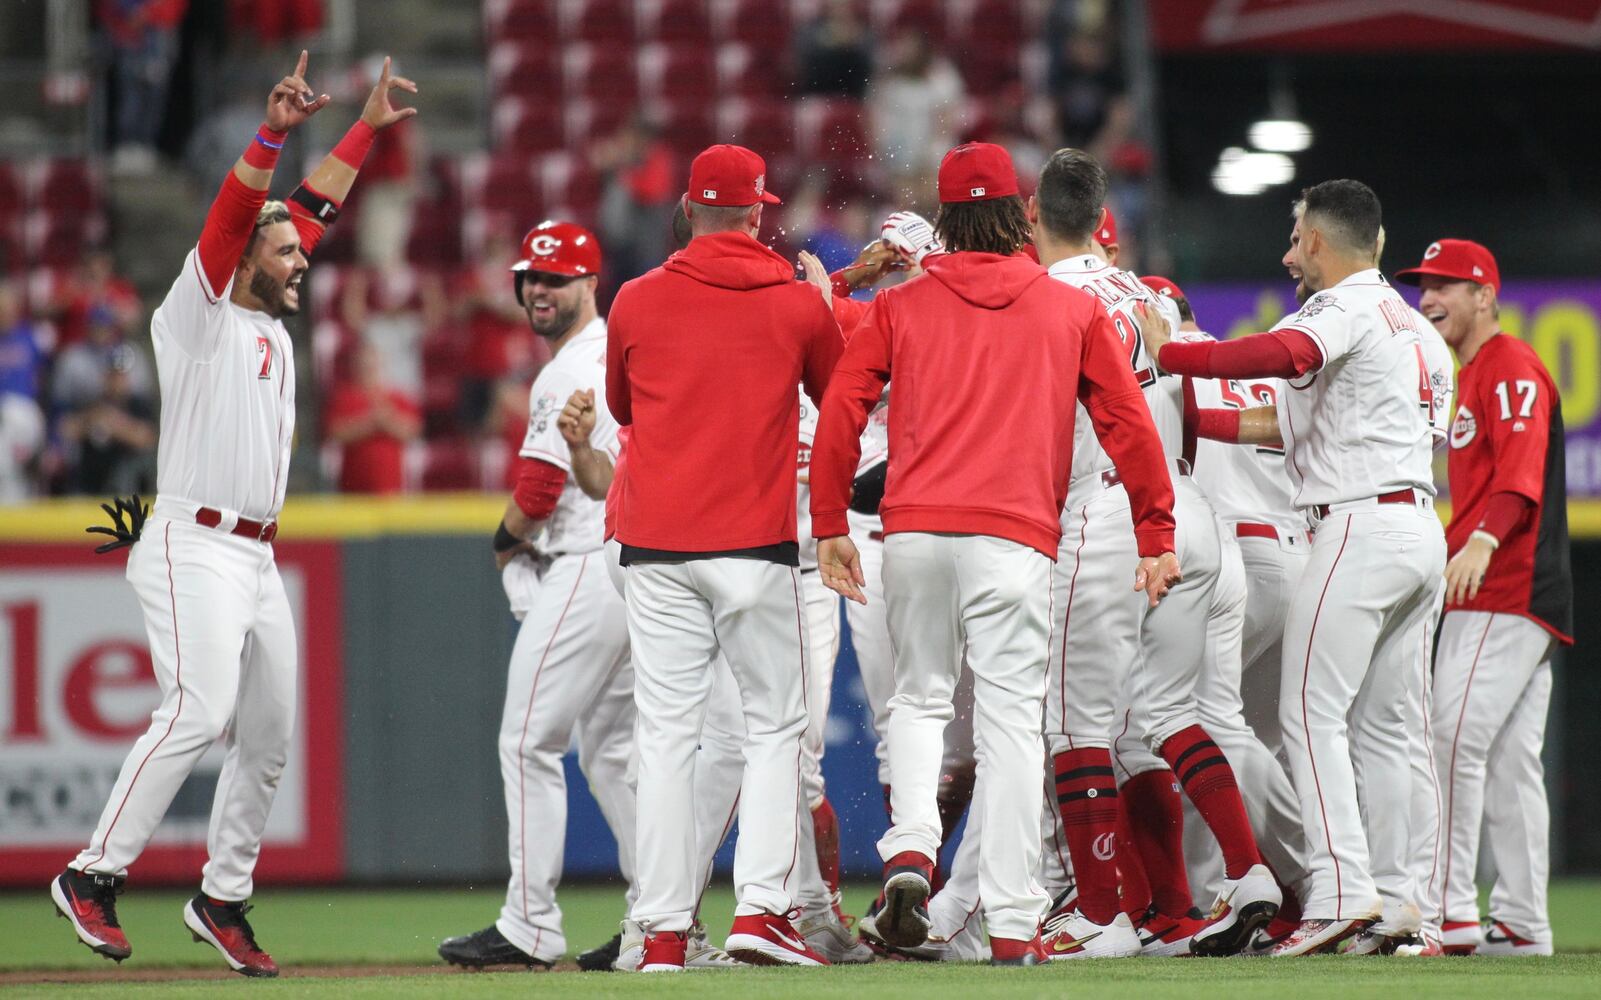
[1249,118,1313,153]
[1211,147,1295,196]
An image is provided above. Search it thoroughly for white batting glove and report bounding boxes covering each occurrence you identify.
[881,211,944,265]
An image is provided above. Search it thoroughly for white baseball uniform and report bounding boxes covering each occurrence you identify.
[1272,269,1447,923]
[72,247,299,903]
[796,390,841,811]
[844,405,893,786]
[490,318,641,962]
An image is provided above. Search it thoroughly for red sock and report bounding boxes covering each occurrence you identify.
[811,798,841,895]
[1115,805,1153,918]
[1054,748,1121,924]
[1159,724,1262,879]
[881,784,893,823]
[1121,769,1195,917]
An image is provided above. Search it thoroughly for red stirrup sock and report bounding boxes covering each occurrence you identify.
[1054,748,1121,924]
[1121,769,1195,917]
[1159,724,1263,879]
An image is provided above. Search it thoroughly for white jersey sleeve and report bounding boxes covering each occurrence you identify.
[797,387,820,569]
[1414,308,1455,447]
[157,248,233,362]
[1276,288,1358,371]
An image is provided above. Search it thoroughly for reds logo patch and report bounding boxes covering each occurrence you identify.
[1295,292,1344,321]
[530,391,559,434]
[1423,241,1443,260]
[1092,832,1116,861]
[529,234,561,256]
[1450,404,1477,449]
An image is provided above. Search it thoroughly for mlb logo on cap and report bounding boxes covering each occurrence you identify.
[938,142,1020,203]
[970,186,986,197]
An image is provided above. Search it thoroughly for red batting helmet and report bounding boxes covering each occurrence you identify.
[511,220,601,305]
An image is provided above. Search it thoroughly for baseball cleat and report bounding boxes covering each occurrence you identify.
[51,869,131,962]
[611,919,647,971]
[1268,918,1371,956]
[1190,863,1281,956]
[1134,906,1209,957]
[183,894,279,977]
[990,934,1049,966]
[726,911,830,966]
[1439,919,1483,955]
[438,924,551,970]
[1477,920,1553,956]
[1345,929,1423,955]
[578,929,622,971]
[1044,885,1080,926]
[1042,911,1141,959]
[640,930,686,972]
[877,850,935,949]
[796,905,875,964]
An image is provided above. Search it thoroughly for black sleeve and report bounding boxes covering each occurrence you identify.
[849,459,887,516]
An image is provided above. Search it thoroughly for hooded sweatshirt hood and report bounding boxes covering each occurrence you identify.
[663,231,796,291]
[924,251,1048,310]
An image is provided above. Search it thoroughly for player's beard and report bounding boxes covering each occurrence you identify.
[251,268,300,318]
[530,297,580,339]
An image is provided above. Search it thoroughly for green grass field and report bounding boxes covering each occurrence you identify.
[5,880,1600,998]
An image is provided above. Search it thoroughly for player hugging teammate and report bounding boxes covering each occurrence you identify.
[60,67,1569,971]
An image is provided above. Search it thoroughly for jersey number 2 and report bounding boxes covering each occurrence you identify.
[256,336,273,380]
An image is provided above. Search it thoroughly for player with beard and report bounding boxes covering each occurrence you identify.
[51,53,415,976]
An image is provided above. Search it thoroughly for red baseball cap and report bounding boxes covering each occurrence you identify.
[1095,206,1119,247]
[510,220,602,278]
[1395,239,1500,292]
[688,144,780,206]
[1141,275,1186,301]
[937,142,1019,203]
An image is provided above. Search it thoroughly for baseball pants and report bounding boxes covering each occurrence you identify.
[1406,584,1446,937]
[925,783,992,961]
[845,513,894,786]
[879,531,1052,941]
[1236,529,1311,755]
[1185,525,1312,904]
[1280,501,1446,921]
[493,551,635,961]
[626,556,810,932]
[73,515,296,903]
[1432,610,1556,943]
[800,570,840,808]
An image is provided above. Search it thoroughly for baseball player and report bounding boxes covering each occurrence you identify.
[436,221,651,971]
[1397,239,1572,956]
[1146,180,1448,956]
[606,144,843,970]
[50,53,414,977]
[810,142,1180,967]
[1030,149,1279,960]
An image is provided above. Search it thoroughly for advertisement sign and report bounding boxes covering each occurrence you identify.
[1183,279,1601,497]
[1149,1,1601,53]
[0,541,343,886]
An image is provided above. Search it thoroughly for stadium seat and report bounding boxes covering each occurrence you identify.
[717,98,795,155]
[493,96,567,152]
[638,43,718,104]
[874,0,946,44]
[719,0,791,48]
[564,43,639,104]
[649,100,717,158]
[484,0,559,41]
[35,159,98,213]
[420,437,482,491]
[639,0,711,43]
[0,163,21,219]
[539,152,604,217]
[568,0,636,46]
[488,41,562,100]
[565,99,633,146]
[716,42,784,98]
[459,153,545,222]
[794,98,871,164]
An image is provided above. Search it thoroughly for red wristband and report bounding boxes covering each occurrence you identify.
[829,270,853,299]
[1196,408,1241,443]
[332,120,377,169]
[242,124,288,169]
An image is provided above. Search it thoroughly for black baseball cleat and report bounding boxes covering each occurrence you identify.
[183,894,278,977]
[438,924,552,970]
[577,930,623,972]
[51,869,132,962]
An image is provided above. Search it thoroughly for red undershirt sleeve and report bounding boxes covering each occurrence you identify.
[1478,490,1534,543]
[195,170,269,300]
[1158,329,1323,380]
[513,457,567,520]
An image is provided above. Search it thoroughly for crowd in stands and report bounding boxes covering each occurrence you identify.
[0,0,1144,501]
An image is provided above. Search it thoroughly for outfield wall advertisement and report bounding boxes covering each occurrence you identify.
[1184,279,1601,497]
[0,542,344,886]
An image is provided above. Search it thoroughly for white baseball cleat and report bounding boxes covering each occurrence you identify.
[1439,919,1483,955]
[1190,863,1282,956]
[1041,911,1141,960]
[686,921,741,968]
[1269,917,1373,956]
[796,906,875,964]
[1476,920,1553,956]
[612,919,646,971]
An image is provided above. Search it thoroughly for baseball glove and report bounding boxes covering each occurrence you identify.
[86,494,149,554]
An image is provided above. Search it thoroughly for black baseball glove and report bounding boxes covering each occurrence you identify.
[86,494,150,554]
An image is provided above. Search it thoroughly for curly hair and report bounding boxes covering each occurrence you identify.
[933,197,1033,256]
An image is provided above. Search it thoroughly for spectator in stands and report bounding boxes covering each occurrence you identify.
[0,283,45,402]
[339,264,444,398]
[53,337,156,494]
[868,29,967,203]
[798,0,874,99]
[352,56,419,269]
[51,250,141,347]
[593,116,677,286]
[98,0,189,173]
[0,390,46,502]
[453,223,549,426]
[52,305,154,414]
[1045,13,1130,155]
[325,342,422,494]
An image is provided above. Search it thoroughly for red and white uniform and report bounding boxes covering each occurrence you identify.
[492,317,639,963]
[795,390,841,812]
[71,168,318,902]
[1431,333,1570,951]
[1268,270,1447,924]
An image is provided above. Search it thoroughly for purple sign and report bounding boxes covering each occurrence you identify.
[1181,280,1601,498]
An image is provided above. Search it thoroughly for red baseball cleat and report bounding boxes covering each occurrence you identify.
[725,911,830,966]
[183,894,279,977]
[640,930,687,972]
[990,934,1049,966]
[51,869,131,962]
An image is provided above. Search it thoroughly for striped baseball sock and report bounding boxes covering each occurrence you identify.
[1159,724,1263,879]
[1054,748,1121,924]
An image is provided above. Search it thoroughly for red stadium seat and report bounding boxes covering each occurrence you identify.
[717,98,795,156]
[568,0,635,45]
[420,437,481,491]
[719,0,790,48]
[484,0,559,41]
[794,99,871,164]
[35,159,99,213]
[460,153,544,221]
[564,43,639,104]
[640,0,711,42]
[488,41,562,100]
[874,0,945,44]
[716,42,783,98]
[539,152,604,218]
[0,163,21,219]
[648,101,717,158]
[638,43,718,104]
[493,96,567,152]
[565,99,633,145]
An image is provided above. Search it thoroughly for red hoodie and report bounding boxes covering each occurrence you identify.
[606,231,843,554]
[811,252,1175,558]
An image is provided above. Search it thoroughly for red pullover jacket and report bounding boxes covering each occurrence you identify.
[810,252,1175,558]
[606,231,843,554]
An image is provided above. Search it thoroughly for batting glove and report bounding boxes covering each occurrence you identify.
[881,211,944,265]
